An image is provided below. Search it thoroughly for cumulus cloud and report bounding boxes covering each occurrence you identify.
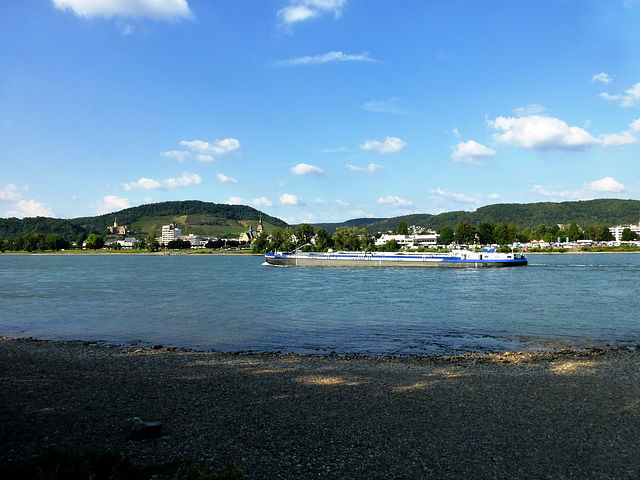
[5,199,54,218]
[123,172,202,191]
[272,51,375,67]
[0,184,27,202]
[290,163,325,176]
[180,138,240,156]
[52,0,193,21]
[433,188,478,204]
[278,0,346,27]
[96,195,131,215]
[587,177,625,192]
[160,150,192,162]
[376,195,414,208]
[253,197,273,207]
[592,72,614,84]
[346,163,383,174]
[531,185,581,199]
[488,115,598,152]
[279,193,304,206]
[225,196,244,205]
[360,136,406,154]
[217,173,238,183]
[1,184,54,218]
[450,140,496,164]
[600,117,640,146]
[600,81,640,107]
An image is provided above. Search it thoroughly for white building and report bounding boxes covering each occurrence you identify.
[375,232,439,248]
[609,221,640,242]
[161,224,182,244]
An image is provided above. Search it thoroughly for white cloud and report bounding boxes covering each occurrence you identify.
[179,138,240,156]
[335,199,349,207]
[514,104,546,117]
[587,177,625,192]
[600,117,640,146]
[96,195,131,215]
[488,115,598,152]
[160,150,192,162]
[225,196,244,205]
[360,136,406,154]
[52,0,193,21]
[123,177,161,191]
[362,97,412,115]
[217,173,238,183]
[163,172,202,188]
[433,188,478,204]
[600,81,640,107]
[290,163,325,176]
[0,184,27,202]
[6,199,54,218]
[592,72,614,85]
[531,185,581,199]
[123,172,201,191]
[195,154,214,162]
[278,0,346,27]
[279,193,304,206]
[311,198,327,204]
[600,131,638,146]
[376,195,414,208]
[272,51,376,67]
[346,163,383,174]
[253,197,273,207]
[450,140,496,164]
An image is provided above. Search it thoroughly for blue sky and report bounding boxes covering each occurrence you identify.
[2,0,640,224]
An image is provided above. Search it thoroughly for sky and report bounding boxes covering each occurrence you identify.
[2,0,640,224]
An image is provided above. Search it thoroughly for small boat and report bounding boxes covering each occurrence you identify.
[264,248,527,268]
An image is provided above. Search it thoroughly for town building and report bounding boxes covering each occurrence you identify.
[107,218,129,235]
[239,217,264,244]
[375,232,439,248]
[609,221,640,242]
[161,224,182,244]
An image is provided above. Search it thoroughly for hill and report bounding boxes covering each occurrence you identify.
[0,201,288,241]
[313,199,640,234]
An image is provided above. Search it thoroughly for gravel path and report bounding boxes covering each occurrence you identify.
[1,338,640,479]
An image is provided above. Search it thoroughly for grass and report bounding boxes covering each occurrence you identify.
[0,446,245,480]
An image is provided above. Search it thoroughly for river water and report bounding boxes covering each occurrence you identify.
[1,253,639,355]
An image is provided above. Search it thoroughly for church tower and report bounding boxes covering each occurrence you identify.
[257,215,264,233]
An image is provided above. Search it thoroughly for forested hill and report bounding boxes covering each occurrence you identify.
[0,201,288,240]
[316,199,640,234]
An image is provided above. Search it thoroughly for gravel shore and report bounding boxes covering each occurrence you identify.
[1,338,640,479]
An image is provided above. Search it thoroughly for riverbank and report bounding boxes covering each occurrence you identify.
[2,339,639,479]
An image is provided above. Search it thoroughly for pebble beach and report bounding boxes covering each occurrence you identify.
[1,338,640,479]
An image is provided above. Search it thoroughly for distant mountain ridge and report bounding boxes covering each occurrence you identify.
[1,198,639,241]
[313,199,640,234]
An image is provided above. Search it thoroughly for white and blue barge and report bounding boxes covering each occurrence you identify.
[264,248,527,268]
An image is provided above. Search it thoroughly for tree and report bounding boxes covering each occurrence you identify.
[294,223,314,246]
[439,226,454,245]
[251,231,269,253]
[312,227,332,251]
[333,227,361,251]
[397,221,408,235]
[45,233,69,251]
[567,222,581,242]
[477,223,495,245]
[493,222,508,245]
[621,228,639,242]
[146,233,160,252]
[453,221,476,245]
[85,234,105,250]
[76,232,88,248]
[379,239,399,251]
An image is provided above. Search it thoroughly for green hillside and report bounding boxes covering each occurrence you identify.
[314,199,640,234]
[0,201,288,241]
